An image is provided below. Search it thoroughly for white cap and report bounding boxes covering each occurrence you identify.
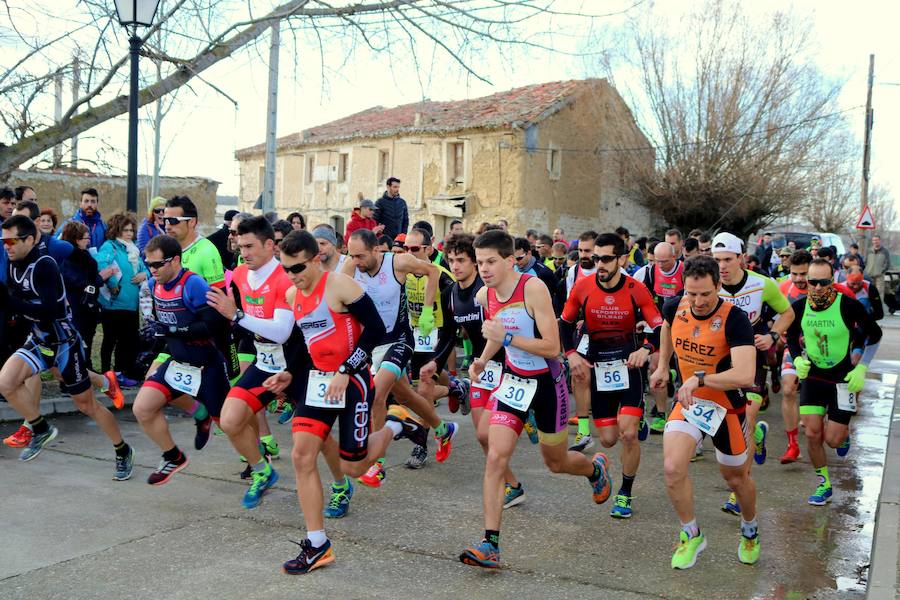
[711,232,744,255]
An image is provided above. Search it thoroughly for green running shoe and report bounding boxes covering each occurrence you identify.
[671,530,706,570]
[650,415,667,434]
[609,494,633,519]
[738,535,760,565]
[262,436,280,459]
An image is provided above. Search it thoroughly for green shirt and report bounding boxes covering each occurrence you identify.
[182,237,225,288]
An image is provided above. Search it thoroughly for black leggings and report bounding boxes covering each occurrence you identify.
[101,309,139,376]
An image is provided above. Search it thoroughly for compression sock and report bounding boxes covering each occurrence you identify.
[619,473,635,497]
[114,441,130,458]
[578,417,590,437]
[786,428,799,445]
[484,529,500,550]
[741,518,759,540]
[681,519,700,538]
[28,415,50,435]
[815,466,831,488]
[188,400,208,421]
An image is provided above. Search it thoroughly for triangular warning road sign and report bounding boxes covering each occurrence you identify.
[856,205,876,230]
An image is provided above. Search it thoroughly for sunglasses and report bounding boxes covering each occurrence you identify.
[282,258,312,274]
[163,216,193,226]
[153,208,165,215]
[2,235,29,247]
[403,245,423,252]
[807,278,833,288]
[228,229,239,236]
[592,254,619,264]
[513,254,529,261]
[553,256,566,262]
[146,256,175,270]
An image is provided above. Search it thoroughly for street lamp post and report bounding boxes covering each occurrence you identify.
[114,0,161,214]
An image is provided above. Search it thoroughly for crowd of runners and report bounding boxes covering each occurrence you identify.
[0,180,884,573]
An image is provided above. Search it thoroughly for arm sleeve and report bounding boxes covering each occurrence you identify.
[842,295,882,365]
[431,287,458,368]
[762,276,791,314]
[786,299,806,358]
[342,292,387,373]
[634,283,663,350]
[724,306,755,347]
[237,308,295,344]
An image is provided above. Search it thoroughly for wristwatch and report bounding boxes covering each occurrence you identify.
[232,309,245,323]
[503,332,514,347]
[695,370,706,387]
[338,364,349,375]
[769,331,781,344]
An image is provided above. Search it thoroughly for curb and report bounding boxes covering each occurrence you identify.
[867,374,900,599]
[0,387,139,423]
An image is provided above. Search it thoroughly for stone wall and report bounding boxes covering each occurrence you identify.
[6,169,220,232]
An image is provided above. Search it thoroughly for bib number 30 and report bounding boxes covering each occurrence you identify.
[493,373,537,412]
[683,398,727,436]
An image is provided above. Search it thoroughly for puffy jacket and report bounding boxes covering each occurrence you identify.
[57,209,108,250]
[96,239,149,311]
[344,211,379,244]
[373,192,409,240]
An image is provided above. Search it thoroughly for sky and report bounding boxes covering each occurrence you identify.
[4,0,900,223]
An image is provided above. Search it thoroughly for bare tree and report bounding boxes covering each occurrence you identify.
[0,0,618,179]
[592,0,849,237]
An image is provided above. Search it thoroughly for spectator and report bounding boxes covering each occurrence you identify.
[287,211,306,231]
[841,243,865,270]
[136,196,167,256]
[373,176,408,239]
[376,234,392,253]
[344,198,383,244]
[438,219,464,251]
[207,208,238,268]
[57,187,107,250]
[272,219,292,260]
[38,208,58,236]
[553,227,568,246]
[497,219,509,232]
[14,185,36,202]
[59,221,104,368]
[96,212,148,386]
[13,200,73,263]
[865,234,892,299]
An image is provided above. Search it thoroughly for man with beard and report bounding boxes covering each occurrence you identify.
[56,188,107,250]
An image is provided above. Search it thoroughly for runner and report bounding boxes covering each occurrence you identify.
[711,232,793,516]
[132,235,230,485]
[312,225,348,272]
[459,229,611,570]
[649,255,760,569]
[0,215,134,479]
[343,229,459,487]
[429,233,528,508]
[263,230,426,575]
[786,258,881,506]
[560,233,662,519]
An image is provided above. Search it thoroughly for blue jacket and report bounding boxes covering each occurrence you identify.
[96,239,149,311]
[137,217,165,256]
[57,209,108,250]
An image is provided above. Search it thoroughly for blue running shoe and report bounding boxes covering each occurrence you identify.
[19,425,58,461]
[722,492,741,516]
[113,446,135,481]
[808,484,833,506]
[753,421,769,465]
[836,435,851,458]
[638,415,649,442]
[324,478,354,519]
[242,467,279,509]
[591,452,612,504]
[503,483,526,509]
[278,404,294,425]
[523,410,539,444]
[459,540,500,569]
[610,494,633,519]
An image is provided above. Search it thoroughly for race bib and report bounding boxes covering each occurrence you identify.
[370,343,391,375]
[682,398,727,436]
[306,369,346,409]
[594,360,629,392]
[473,360,503,391]
[254,341,287,374]
[164,360,202,397]
[576,334,589,355]
[835,383,858,412]
[413,327,438,353]
[494,373,538,412]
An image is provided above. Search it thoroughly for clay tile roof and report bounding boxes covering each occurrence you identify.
[236,78,601,157]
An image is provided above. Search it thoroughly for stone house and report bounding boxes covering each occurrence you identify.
[235,78,655,239]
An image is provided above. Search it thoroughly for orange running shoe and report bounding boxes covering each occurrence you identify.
[779,443,801,464]
[434,422,458,463]
[103,371,125,409]
[3,423,33,448]
[568,416,579,426]
[591,452,612,504]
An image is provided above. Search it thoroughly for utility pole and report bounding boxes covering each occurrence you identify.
[860,54,874,257]
[53,70,63,167]
[71,55,80,168]
[262,20,280,214]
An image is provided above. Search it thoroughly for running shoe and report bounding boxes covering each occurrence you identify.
[386,405,428,447]
[3,423,32,448]
[691,440,704,462]
[738,535,761,565]
[523,410,540,445]
[194,415,212,450]
[103,371,125,409]
[780,442,801,464]
[358,462,386,488]
[836,435,851,458]
[283,538,334,575]
[262,436,280,459]
[459,540,500,569]
[568,415,579,426]
[435,422,458,463]
[650,414,667,434]
[671,530,706,570]
[754,421,769,465]
[242,467,280,509]
[324,478,354,519]
[115,372,140,388]
[405,444,428,469]
[113,446,135,481]
[569,432,594,452]
[722,492,741,516]
[808,484,833,506]
[503,483,526,509]
[590,452,612,504]
[459,381,472,416]
[448,376,469,414]
[19,425,58,461]
[638,416,649,442]
[147,453,188,485]
[278,400,294,425]
[610,494,633,518]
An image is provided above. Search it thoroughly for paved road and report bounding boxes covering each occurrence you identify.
[2,320,899,599]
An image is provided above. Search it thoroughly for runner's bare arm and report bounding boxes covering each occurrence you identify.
[517,277,561,359]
